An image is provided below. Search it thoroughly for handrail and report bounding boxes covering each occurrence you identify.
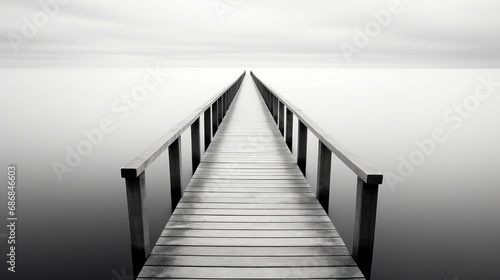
[250,71,381,280]
[121,71,245,178]
[121,71,245,277]
[250,72,383,185]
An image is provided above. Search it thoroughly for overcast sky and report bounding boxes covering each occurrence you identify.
[1,0,499,67]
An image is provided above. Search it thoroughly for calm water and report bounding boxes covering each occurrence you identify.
[1,68,499,279]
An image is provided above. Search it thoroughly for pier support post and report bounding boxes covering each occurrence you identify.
[297,120,308,176]
[272,96,278,123]
[125,171,150,277]
[285,108,293,151]
[169,137,182,210]
[204,108,211,151]
[278,102,284,136]
[218,97,223,125]
[317,141,332,213]
[353,177,379,280]
[191,118,201,173]
[212,101,218,136]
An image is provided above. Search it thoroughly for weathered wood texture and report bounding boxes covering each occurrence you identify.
[138,76,364,280]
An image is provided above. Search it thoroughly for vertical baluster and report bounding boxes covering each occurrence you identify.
[278,101,284,136]
[353,177,379,280]
[286,108,293,151]
[273,96,278,123]
[263,88,267,104]
[169,137,182,210]
[297,120,308,176]
[191,118,201,173]
[204,108,211,151]
[125,171,150,277]
[223,92,228,116]
[218,97,223,124]
[225,92,229,115]
[317,141,332,212]
[266,90,270,108]
[212,101,218,136]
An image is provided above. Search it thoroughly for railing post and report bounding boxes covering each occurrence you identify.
[224,91,227,118]
[285,108,293,151]
[317,141,332,213]
[204,108,211,151]
[297,120,307,176]
[212,101,218,136]
[262,89,269,110]
[191,118,201,173]
[272,96,278,123]
[226,92,229,113]
[168,137,182,210]
[125,171,150,277]
[353,177,379,280]
[218,97,223,124]
[278,101,284,136]
[267,91,272,113]
[268,90,272,110]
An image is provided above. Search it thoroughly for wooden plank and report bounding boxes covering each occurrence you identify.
[177,197,319,204]
[138,266,363,279]
[196,163,298,169]
[161,229,339,238]
[151,245,349,256]
[192,175,305,180]
[184,187,312,193]
[180,192,316,198]
[167,215,332,223]
[156,237,344,246]
[172,209,326,216]
[187,182,311,188]
[175,203,323,210]
[188,178,309,185]
[165,222,334,230]
[193,168,303,175]
[145,255,356,267]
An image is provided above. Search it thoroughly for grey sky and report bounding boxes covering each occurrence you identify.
[1,0,499,67]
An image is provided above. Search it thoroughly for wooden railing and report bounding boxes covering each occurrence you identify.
[250,71,383,280]
[120,71,245,276]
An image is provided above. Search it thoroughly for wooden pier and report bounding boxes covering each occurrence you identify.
[121,72,383,279]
